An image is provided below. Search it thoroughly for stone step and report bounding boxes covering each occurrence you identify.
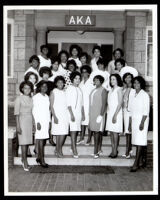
[14,155,135,166]
[18,144,136,156]
[48,135,128,145]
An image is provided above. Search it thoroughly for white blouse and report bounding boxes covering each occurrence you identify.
[38,55,51,69]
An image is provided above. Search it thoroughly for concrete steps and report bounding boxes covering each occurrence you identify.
[12,131,153,167]
[18,144,137,156]
[14,155,135,166]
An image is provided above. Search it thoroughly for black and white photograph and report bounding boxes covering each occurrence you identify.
[3,4,158,195]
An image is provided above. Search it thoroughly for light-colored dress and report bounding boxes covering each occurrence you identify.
[90,69,111,91]
[128,89,150,146]
[106,86,123,133]
[51,89,69,135]
[90,57,99,72]
[14,95,33,145]
[59,63,67,76]
[32,93,50,139]
[68,57,82,68]
[79,78,95,125]
[66,85,83,131]
[38,55,51,69]
[122,88,136,134]
[89,87,106,132]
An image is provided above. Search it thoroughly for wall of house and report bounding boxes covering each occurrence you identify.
[7,9,153,105]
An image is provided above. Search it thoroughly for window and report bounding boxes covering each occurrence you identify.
[145,27,152,80]
[7,19,14,77]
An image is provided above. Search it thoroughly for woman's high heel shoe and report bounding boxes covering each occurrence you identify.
[22,162,29,171]
[130,166,138,172]
[36,158,41,165]
[36,158,48,168]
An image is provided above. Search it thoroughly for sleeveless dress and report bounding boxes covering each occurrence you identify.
[51,89,69,135]
[66,85,83,131]
[105,86,123,133]
[89,86,106,132]
[32,93,50,139]
[79,78,95,126]
[14,95,33,145]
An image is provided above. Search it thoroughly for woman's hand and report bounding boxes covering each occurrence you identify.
[112,115,117,124]
[54,116,58,124]
[71,114,75,122]
[32,123,36,133]
[139,122,144,131]
[16,126,22,135]
[128,123,132,133]
[82,114,85,121]
[37,122,41,130]
[96,115,103,123]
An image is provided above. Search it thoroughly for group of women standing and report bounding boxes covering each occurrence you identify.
[14,44,150,173]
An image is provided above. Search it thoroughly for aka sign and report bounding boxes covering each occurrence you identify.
[65,15,96,26]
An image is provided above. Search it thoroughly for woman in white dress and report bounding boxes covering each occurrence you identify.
[106,74,123,158]
[77,65,95,145]
[90,45,102,72]
[108,48,126,74]
[68,44,82,70]
[32,80,51,168]
[128,76,150,172]
[122,73,135,159]
[50,76,69,158]
[58,50,69,75]
[66,71,85,158]
[38,45,51,69]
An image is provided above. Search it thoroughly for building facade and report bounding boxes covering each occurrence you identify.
[7,9,153,106]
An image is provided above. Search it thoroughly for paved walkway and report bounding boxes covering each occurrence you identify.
[8,166,153,192]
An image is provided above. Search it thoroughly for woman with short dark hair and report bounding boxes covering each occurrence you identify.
[122,73,135,159]
[58,50,69,75]
[128,76,150,172]
[66,71,85,158]
[38,44,51,69]
[24,72,39,94]
[14,81,34,171]
[32,80,51,168]
[105,74,123,158]
[68,44,82,69]
[89,75,108,158]
[90,45,102,72]
[64,59,77,90]
[76,65,94,145]
[108,48,126,74]
[50,76,69,157]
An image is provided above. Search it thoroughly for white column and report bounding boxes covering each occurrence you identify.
[113,29,124,50]
[36,27,47,55]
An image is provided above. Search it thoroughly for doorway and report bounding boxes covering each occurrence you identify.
[47,30,114,66]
